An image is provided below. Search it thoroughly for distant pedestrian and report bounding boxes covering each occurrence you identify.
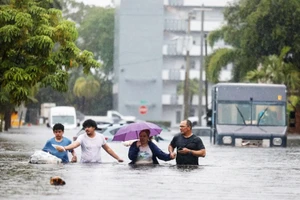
[55,119,124,163]
[168,119,206,165]
[42,123,77,163]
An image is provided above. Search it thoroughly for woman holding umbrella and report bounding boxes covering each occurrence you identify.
[128,129,176,165]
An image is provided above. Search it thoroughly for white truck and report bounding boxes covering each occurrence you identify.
[46,106,79,129]
[83,110,136,125]
[40,103,56,122]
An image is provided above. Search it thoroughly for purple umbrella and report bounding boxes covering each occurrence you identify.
[112,121,162,141]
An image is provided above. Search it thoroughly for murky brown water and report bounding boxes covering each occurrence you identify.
[1,126,300,200]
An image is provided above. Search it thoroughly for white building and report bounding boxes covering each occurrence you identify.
[113,0,233,127]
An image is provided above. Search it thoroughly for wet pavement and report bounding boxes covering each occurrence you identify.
[0,125,300,200]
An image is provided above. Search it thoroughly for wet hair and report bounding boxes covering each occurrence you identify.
[186,119,192,130]
[139,129,150,137]
[53,123,64,132]
[82,119,97,128]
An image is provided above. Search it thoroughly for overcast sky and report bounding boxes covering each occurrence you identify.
[75,0,112,7]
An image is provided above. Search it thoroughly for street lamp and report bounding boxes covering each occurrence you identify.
[183,13,193,120]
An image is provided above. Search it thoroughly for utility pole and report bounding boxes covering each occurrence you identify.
[183,14,192,120]
[205,33,209,125]
[198,4,205,126]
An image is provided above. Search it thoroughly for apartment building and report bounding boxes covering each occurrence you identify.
[113,0,233,127]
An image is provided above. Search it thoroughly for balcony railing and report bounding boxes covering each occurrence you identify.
[163,43,230,56]
[166,0,184,6]
[162,94,209,106]
[164,19,187,31]
[162,69,201,81]
[165,0,232,7]
[162,94,182,105]
[162,43,179,55]
[164,19,222,33]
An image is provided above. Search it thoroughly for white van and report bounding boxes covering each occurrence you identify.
[47,106,79,129]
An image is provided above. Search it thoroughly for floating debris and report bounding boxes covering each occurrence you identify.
[50,176,65,186]
[29,150,62,164]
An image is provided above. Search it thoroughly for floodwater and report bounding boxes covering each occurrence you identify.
[0,126,300,200]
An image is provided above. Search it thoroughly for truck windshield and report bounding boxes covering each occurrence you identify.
[217,101,285,126]
[53,116,75,124]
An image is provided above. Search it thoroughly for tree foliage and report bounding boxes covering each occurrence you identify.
[25,1,115,117]
[207,0,300,82]
[177,78,200,104]
[60,0,115,75]
[0,0,100,106]
[245,47,300,109]
[73,74,100,112]
[73,75,100,99]
[245,47,300,89]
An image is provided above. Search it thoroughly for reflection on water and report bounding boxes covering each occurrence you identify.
[0,126,300,200]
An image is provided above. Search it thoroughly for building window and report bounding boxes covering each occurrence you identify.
[190,108,195,116]
[190,60,195,69]
[176,111,181,123]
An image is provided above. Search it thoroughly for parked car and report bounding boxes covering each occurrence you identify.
[73,124,127,142]
[100,124,127,141]
[192,126,212,137]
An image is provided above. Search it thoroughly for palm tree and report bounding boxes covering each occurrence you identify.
[206,29,258,83]
[245,47,300,114]
[177,78,202,115]
[245,47,300,95]
[73,75,100,113]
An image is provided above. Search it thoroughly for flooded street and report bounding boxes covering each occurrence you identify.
[1,126,300,200]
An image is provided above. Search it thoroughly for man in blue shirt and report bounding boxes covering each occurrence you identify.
[42,123,77,163]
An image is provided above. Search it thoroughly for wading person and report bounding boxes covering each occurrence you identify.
[42,123,77,163]
[128,129,175,164]
[168,119,206,165]
[56,119,124,163]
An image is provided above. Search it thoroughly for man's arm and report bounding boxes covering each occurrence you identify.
[55,141,80,152]
[188,148,206,157]
[102,143,124,162]
[168,144,174,154]
[70,149,77,162]
[168,144,177,159]
[179,147,206,157]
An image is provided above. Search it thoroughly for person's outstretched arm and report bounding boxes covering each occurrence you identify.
[102,143,124,162]
[150,142,175,161]
[70,150,77,162]
[55,141,80,152]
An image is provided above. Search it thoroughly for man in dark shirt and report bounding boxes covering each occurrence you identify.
[168,119,206,165]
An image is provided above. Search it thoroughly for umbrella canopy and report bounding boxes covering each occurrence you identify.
[112,121,162,141]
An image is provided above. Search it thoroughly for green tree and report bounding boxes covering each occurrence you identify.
[60,0,115,75]
[245,47,300,111]
[73,74,100,112]
[207,0,300,82]
[0,0,100,130]
[177,78,200,111]
[26,1,115,117]
[245,47,300,91]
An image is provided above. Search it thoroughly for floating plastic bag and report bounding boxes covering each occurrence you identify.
[29,150,62,164]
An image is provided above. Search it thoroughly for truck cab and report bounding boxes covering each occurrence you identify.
[211,83,287,147]
[47,106,80,129]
